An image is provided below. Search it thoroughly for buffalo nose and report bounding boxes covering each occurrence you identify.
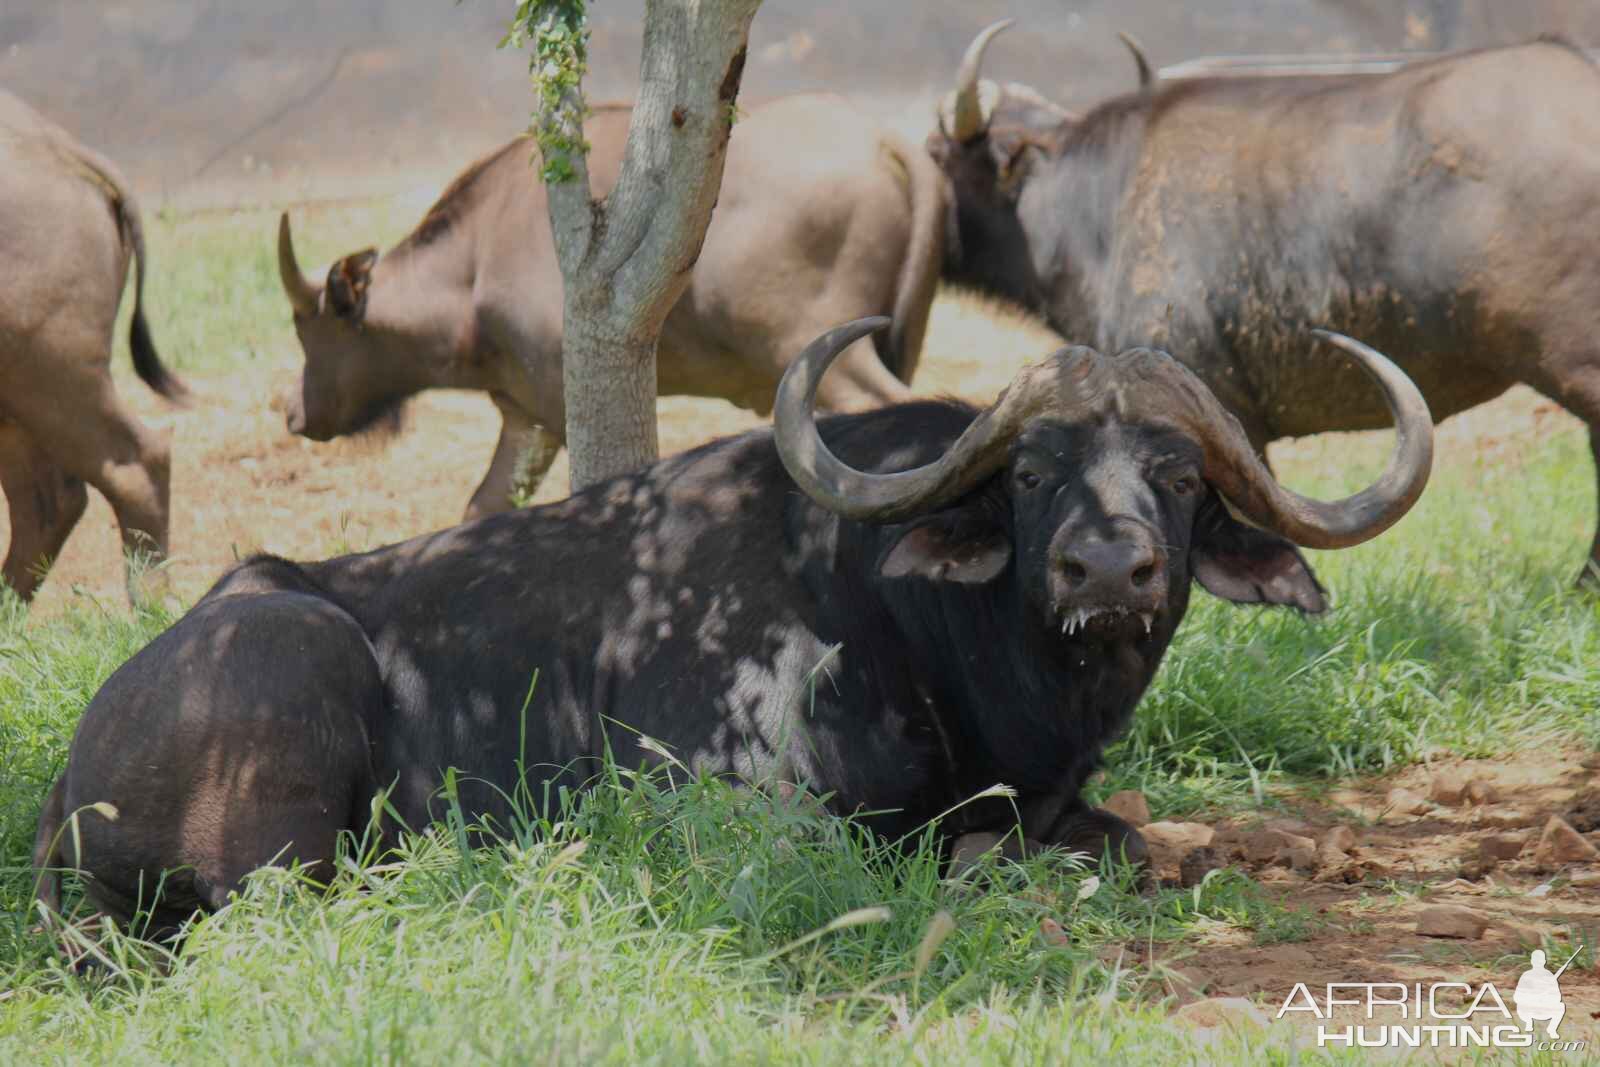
[1058,538,1164,600]
[285,406,305,435]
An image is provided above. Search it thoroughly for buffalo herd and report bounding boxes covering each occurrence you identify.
[14,24,1594,934]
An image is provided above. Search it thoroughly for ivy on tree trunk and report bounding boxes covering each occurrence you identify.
[506,0,762,491]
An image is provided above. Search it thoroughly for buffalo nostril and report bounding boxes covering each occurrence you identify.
[1063,560,1088,585]
[1130,563,1155,588]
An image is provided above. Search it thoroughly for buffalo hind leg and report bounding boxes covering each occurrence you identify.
[464,399,562,520]
[56,590,382,942]
[10,375,171,604]
[0,423,89,602]
[1522,367,1600,585]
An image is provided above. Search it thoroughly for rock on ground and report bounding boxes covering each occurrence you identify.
[1416,904,1490,939]
[1533,816,1599,869]
[1100,790,1151,828]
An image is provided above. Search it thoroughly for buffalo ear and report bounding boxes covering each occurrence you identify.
[1190,498,1327,614]
[326,249,378,320]
[879,511,1012,585]
[990,129,1043,187]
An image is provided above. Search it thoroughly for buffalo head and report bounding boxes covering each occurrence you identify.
[776,318,1433,642]
[276,213,416,441]
[925,22,1147,311]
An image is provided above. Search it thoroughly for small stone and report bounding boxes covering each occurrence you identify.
[1180,846,1226,888]
[1416,904,1490,939]
[1568,869,1600,889]
[1038,916,1070,947]
[1429,769,1470,806]
[1142,821,1215,853]
[1172,997,1270,1031]
[1464,778,1500,806]
[1385,787,1431,816]
[1491,920,1545,947]
[1275,844,1318,872]
[1457,855,1497,881]
[1318,826,1359,853]
[1142,822,1215,880]
[1244,828,1315,864]
[1480,807,1534,830]
[1532,816,1600,870]
[1479,833,1526,861]
[1315,841,1350,868]
[1101,790,1151,828]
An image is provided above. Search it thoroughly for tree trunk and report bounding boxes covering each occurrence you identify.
[561,315,660,490]
[530,0,763,491]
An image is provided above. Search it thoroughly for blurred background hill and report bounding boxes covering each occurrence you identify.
[3,1,1596,206]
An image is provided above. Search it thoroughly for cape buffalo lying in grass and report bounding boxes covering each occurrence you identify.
[928,25,1600,579]
[34,320,1430,934]
[277,94,945,519]
[0,90,187,603]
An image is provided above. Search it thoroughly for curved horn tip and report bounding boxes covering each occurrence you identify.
[977,17,1016,39]
[1118,31,1153,88]
[277,211,321,316]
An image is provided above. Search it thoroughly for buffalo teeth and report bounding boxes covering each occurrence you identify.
[1141,613,1153,636]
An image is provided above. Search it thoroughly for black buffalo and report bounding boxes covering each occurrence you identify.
[927,25,1600,579]
[33,320,1431,932]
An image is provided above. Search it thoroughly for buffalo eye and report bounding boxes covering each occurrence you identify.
[1169,475,1198,496]
[1016,470,1042,491]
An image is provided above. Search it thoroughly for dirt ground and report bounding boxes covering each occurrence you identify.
[1133,750,1600,1052]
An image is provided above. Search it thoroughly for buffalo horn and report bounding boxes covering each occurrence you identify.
[775,321,1433,550]
[1118,32,1153,90]
[1156,330,1433,549]
[948,19,1013,142]
[277,212,321,317]
[774,316,1104,523]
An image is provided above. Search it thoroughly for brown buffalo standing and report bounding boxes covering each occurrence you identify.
[928,26,1600,580]
[277,94,946,518]
[0,91,186,603]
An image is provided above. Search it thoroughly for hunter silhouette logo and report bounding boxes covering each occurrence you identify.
[1514,949,1573,1038]
[1278,944,1587,1051]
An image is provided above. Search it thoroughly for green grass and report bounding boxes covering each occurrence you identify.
[6,200,1600,1061]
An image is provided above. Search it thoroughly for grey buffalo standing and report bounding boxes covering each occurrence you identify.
[928,26,1600,579]
[32,318,1430,934]
[277,94,946,519]
[0,91,187,603]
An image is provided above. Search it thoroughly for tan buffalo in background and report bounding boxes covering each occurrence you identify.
[0,90,187,604]
[276,94,946,519]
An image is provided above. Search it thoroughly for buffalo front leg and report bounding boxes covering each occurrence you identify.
[1022,789,1149,868]
[945,791,1149,878]
[464,400,562,521]
[0,422,89,602]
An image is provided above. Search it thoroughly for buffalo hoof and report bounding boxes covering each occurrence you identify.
[1054,807,1149,867]
[946,830,1038,878]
